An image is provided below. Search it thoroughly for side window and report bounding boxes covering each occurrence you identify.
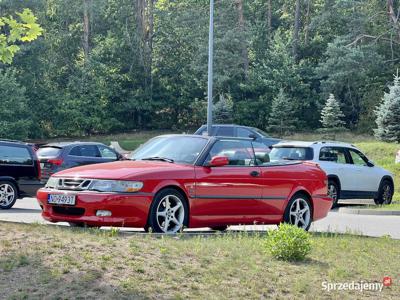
[69,145,100,157]
[98,145,117,159]
[319,147,347,164]
[198,126,218,136]
[0,145,33,165]
[69,146,81,156]
[206,140,256,166]
[216,126,234,137]
[252,142,270,164]
[237,127,254,138]
[348,149,368,166]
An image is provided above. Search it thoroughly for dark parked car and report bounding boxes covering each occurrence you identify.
[37,142,123,181]
[194,124,281,148]
[0,139,42,209]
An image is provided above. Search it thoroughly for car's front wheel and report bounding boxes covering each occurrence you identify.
[374,180,393,205]
[0,181,18,209]
[148,188,188,233]
[283,194,312,230]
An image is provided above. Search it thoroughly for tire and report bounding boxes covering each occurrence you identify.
[210,225,228,231]
[283,193,313,231]
[374,180,393,205]
[328,180,340,209]
[0,181,18,209]
[148,188,189,233]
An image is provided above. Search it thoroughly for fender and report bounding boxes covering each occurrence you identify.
[327,174,341,188]
[286,185,313,207]
[381,175,394,188]
[151,180,191,200]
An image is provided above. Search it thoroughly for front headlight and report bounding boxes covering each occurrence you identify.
[88,180,143,193]
[45,176,59,189]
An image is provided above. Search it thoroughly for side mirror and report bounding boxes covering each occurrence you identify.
[367,160,374,167]
[248,133,257,140]
[208,156,229,167]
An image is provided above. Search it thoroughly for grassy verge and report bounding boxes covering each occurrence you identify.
[0,222,399,299]
[365,203,400,211]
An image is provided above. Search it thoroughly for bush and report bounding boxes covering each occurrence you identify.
[265,224,312,261]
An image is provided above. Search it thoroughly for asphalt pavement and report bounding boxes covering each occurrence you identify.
[1,197,400,239]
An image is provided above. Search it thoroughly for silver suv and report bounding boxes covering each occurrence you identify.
[270,141,394,208]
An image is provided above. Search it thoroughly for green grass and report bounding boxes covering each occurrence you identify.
[0,222,399,299]
[42,130,178,151]
[363,203,400,211]
[89,130,177,151]
[374,203,400,210]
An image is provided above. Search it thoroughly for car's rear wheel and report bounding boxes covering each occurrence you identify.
[283,194,312,230]
[0,181,18,209]
[210,226,228,231]
[374,180,393,205]
[328,180,340,208]
[148,188,188,233]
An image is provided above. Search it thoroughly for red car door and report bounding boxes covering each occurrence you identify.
[192,139,265,224]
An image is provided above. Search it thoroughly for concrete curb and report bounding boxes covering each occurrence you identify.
[338,206,400,216]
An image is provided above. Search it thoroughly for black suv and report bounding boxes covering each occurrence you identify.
[0,139,42,209]
[194,124,281,147]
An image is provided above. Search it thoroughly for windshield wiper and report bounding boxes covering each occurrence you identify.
[141,156,175,163]
[281,157,299,161]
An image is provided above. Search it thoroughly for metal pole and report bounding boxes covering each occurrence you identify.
[207,0,214,136]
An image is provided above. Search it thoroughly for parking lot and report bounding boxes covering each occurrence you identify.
[2,197,400,239]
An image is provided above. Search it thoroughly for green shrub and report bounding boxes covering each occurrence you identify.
[265,224,312,261]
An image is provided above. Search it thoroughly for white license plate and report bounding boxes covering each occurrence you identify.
[48,194,76,206]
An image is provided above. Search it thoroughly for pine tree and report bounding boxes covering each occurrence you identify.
[374,73,400,142]
[267,89,298,136]
[214,94,234,123]
[320,94,346,132]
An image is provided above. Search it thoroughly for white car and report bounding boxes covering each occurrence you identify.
[269,141,394,207]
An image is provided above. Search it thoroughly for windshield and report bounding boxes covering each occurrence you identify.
[131,136,208,164]
[253,128,270,138]
[269,147,314,161]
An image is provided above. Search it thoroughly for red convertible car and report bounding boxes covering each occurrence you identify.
[37,135,332,233]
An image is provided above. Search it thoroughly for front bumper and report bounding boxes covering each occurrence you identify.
[36,188,153,227]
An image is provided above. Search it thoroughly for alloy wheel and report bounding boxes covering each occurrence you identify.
[328,184,337,202]
[156,194,185,233]
[382,184,392,204]
[289,198,311,229]
[0,183,16,207]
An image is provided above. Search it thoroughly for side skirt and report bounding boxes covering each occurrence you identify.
[340,190,378,200]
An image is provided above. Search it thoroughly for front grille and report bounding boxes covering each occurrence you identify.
[57,178,92,191]
[52,206,85,216]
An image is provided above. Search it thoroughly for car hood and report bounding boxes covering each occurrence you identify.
[52,160,193,180]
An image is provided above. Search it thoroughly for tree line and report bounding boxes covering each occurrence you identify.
[1,0,400,140]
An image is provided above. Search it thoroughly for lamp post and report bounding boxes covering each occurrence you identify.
[206,0,214,136]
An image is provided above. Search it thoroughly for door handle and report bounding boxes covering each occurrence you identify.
[250,171,260,177]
